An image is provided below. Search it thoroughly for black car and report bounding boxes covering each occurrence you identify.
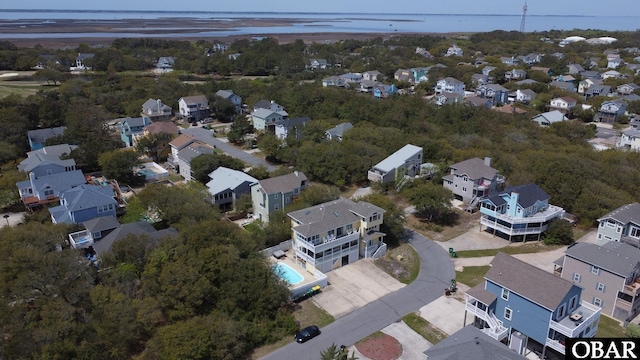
[295,325,320,343]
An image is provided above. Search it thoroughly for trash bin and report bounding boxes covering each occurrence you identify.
[449,247,454,254]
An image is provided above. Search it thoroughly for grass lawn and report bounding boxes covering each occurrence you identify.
[375,243,420,284]
[455,265,490,288]
[250,300,334,359]
[596,315,627,338]
[455,244,564,258]
[402,313,448,344]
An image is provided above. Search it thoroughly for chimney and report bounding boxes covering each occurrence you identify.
[157,98,161,111]
[484,157,492,167]
[29,172,36,183]
[294,170,299,177]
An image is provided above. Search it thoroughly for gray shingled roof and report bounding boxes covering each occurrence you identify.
[83,215,120,234]
[257,171,307,195]
[598,202,640,226]
[565,241,640,278]
[466,283,498,305]
[93,222,178,254]
[206,167,258,195]
[61,184,116,212]
[177,144,215,163]
[18,144,77,173]
[486,252,575,311]
[27,126,67,144]
[215,89,236,100]
[326,122,353,139]
[288,198,384,238]
[449,157,497,181]
[484,183,550,209]
[424,325,526,360]
[180,95,208,105]
[253,99,272,109]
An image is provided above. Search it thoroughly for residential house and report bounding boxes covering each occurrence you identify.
[322,76,346,88]
[16,170,86,209]
[442,157,504,209]
[253,99,285,113]
[168,134,197,168]
[480,183,565,241]
[476,84,509,105]
[393,69,412,82]
[595,203,640,247]
[67,215,120,249]
[517,79,540,87]
[252,104,289,132]
[339,72,363,84]
[175,142,215,181]
[178,95,210,122]
[518,53,542,65]
[608,58,625,69]
[120,116,152,148]
[445,44,463,57]
[91,221,177,255]
[206,167,258,211]
[493,104,526,115]
[373,84,398,98]
[251,171,307,223]
[547,96,577,116]
[597,99,627,123]
[465,253,600,358]
[275,117,310,140]
[409,67,429,84]
[464,96,493,109]
[141,98,172,121]
[578,78,602,94]
[617,120,640,151]
[566,64,585,74]
[530,66,552,76]
[433,92,463,106]
[500,57,520,66]
[325,122,353,141]
[423,325,527,359]
[482,66,496,76]
[435,77,465,95]
[288,198,386,273]
[18,144,77,178]
[362,70,381,82]
[27,126,66,150]
[156,56,175,72]
[471,74,491,87]
[551,52,565,59]
[368,144,423,184]
[33,54,60,70]
[504,69,527,82]
[474,56,486,65]
[581,70,602,80]
[602,70,623,80]
[415,47,433,59]
[71,53,94,70]
[228,53,241,60]
[307,59,328,70]
[515,89,536,103]
[531,110,568,127]
[49,184,117,224]
[549,81,576,92]
[139,121,180,160]
[617,83,640,96]
[555,241,640,322]
[215,89,243,113]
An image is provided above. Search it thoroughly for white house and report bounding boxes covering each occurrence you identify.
[532,110,568,127]
[368,144,423,184]
[435,77,465,95]
[446,44,463,57]
[548,96,577,114]
[178,95,210,122]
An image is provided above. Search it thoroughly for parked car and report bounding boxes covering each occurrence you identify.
[295,325,320,343]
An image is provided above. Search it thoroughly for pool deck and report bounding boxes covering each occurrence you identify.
[268,249,318,289]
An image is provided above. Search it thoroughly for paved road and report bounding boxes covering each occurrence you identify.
[182,127,279,171]
[260,229,455,360]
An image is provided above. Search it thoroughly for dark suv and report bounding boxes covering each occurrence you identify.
[295,325,320,343]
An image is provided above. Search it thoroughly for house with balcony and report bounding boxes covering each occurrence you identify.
[433,92,463,106]
[500,57,520,66]
[445,44,463,57]
[18,144,78,178]
[505,69,527,82]
[476,84,509,105]
[49,184,117,224]
[252,170,307,223]
[585,85,612,100]
[479,183,565,242]
[251,102,289,132]
[141,98,172,121]
[206,167,258,211]
[597,99,627,123]
[617,83,640,96]
[367,144,423,184]
[288,198,386,274]
[16,170,87,209]
[68,215,120,249]
[394,68,411,82]
[322,76,346,88]
[547,96,577,116]
[555,241,640,322]
[215,90,243,113]
[595,202,640,247]
[515,89,536,104]
[120,116,152,148]
[442,157,504,211]
[27,126,67,150]
[424,325,526,359]
[175,142,215,181]
[156,56,175,72]
[71,53,94,71]
[178,95,210,123]
[373,84,398,99]
[465,252,600,358]
[435,77,465,95]
[90,221,177,256]
[617,119,640,151]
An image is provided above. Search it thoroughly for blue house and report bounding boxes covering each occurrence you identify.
[479,183,565,242]
[18,144,77,178]
[27,126,66,150]
[373,84,398,98]
[16,170,86,209]
[120,116,152,147]
[465,252,601,358]
[49,184,117,224]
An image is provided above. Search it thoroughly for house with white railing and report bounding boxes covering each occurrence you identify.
[479,183,564,242]
[465,253,601,358]
[288,198,386,274]
[442,157,505,211]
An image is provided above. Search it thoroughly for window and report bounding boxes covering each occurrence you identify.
[346,224,353,231]
[596,283,606,293]
[285,196,290,204]
[274,193,279,200]
[573,273,581,283]
[501,288,509,301]
[593,297,603,307]
[44,189,54,197]
[606,220,616,229]
[569,295,577,310]
[631,228,640,238]
[558,304,566,318]
[274,204,279,210]
[504,308,512,320]
[591,266,600,275]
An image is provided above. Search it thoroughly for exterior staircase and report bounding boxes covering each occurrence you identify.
[465,196,480,212]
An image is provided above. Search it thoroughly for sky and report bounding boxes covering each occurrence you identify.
[2,0,638,17]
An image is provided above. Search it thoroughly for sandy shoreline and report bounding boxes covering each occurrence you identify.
[0,17,464,48]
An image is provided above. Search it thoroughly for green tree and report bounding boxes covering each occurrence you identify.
[359,193,406,245]
[34,68,67,85]
[298,183,341,207]
[247,165,270,180]
[227,115,253,144]
[321,343,358,360]
[98,149,141,184]
[542,218,574,245]
[403,180,454,222]
[190,153,246,184]
[135,132,174,162]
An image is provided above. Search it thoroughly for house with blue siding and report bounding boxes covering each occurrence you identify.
[465,252,601,358]
[120,116,152,147]
[16,170,86,209]
[252,171,307,223]
[480,183,565,242]
[49,184,117,224]
[373,84,398,99]
[27,126,67,150]
[18,144,78,178]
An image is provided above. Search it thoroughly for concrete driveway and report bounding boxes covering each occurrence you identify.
[437,226,510,252]
[312,259,405,319]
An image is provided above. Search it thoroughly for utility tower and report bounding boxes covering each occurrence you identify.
[519,0,528,33]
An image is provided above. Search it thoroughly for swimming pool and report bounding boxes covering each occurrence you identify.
[273,262,303,285]
[138,168,156,177]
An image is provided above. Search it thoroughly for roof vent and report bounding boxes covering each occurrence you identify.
[334,211,339,217]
